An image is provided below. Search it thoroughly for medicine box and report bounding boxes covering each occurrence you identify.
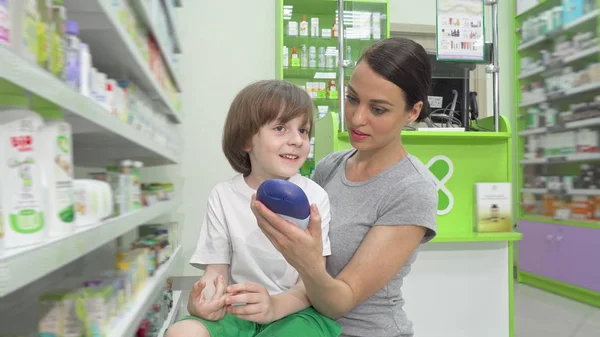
[474,183,513,233]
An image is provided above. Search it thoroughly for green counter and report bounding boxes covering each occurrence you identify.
[315,112,518,243]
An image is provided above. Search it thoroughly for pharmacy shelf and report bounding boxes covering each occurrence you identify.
[517,9,599,51]
[517,45,599,80]
[521,188,548,194]
[158,291,183,336]
[519,117,600,137]
[110,246,182,337]
[162,0,183,53]
[521,152,600,165]
[63,0,182,123]
[0,201,177,298]
[131,0,182,90]
[0,46,178,166]
[520,215,600,229]
[521,188,600,196]
[518,81,600,108]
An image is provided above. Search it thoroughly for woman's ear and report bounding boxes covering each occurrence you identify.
[407,101,423,123]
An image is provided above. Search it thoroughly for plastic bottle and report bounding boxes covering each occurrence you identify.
[38,120,75,236]
[300,44,308,68]
[49,3,66,79]
[299,15,308,37]
[0,109,46,249]
[64,20,80,89]
[10,0,38,63]
[36,0,51,70]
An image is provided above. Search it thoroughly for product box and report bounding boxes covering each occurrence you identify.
[474,183,513,233]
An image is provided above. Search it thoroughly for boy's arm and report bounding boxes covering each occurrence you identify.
[269,257,326,321]
[187,264,230,316]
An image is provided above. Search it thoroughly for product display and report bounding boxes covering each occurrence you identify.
[0,0,182,153]
[37,234,174,337]
[475,183,512,233]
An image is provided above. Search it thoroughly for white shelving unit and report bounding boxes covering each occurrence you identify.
[63,0,182,123]
[0,0,184,335]
[131,0,182,90]
[0,201,176,297]
[109,246,182,337]
[159,290,183,336]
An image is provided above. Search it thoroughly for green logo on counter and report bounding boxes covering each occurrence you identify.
[426,155,454,215]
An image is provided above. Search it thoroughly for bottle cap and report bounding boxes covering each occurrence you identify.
[66,20,79,35]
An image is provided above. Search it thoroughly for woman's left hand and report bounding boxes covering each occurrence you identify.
[250,195,324,274]
[226,282,275,324]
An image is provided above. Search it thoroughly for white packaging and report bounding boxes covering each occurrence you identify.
[309,46,316,68]
[9,0,38,62]
[73,179,112,227]
[79,43,91,97]
[0,109,46,249]
[288,21,298,36]
[39,120,75,237]
[283,46,289,67]
[311,17,319,37]
[474,182,512,233]
[317,106,329,119]
[299,16,308,37]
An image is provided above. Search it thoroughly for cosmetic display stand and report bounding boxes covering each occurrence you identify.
[514,0,600,308]
[0,0,184,335]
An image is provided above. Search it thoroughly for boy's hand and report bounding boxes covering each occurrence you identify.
[188,274,228,321]
[225,283,276,324]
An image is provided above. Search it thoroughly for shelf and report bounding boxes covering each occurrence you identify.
[283,67,342,80]
[519,117,600,137]
[109,246,182,337]
[519,81,600,108]
[158,290,183,337]
[63,0,182,123]
[0,201,177,297]
[432,232,523,243]
[517,46,598,80]
[517,9,599,51]
[520,215,600,229]
[521,188,600,196]
[518,66,545,80]
[131,0,182,90]
[0,46,178,166]
[521,152,600,165]
[162,0,182,53]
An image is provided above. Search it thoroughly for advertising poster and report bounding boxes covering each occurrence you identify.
[436,0,485,62]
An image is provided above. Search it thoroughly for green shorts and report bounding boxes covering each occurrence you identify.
[175,307,341,337]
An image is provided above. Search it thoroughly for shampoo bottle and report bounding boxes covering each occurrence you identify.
[299,15,308,37]
[65,20,81,89]
[10,0,38,63]
[0,109,46,249]
[39,120,75,237]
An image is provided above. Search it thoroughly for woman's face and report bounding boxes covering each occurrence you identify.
[344,62,422,152]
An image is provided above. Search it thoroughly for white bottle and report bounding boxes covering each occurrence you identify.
[283,46,289,68]
[301,45,308,68]
[309,46,316,68]
[0,109,46,249]
[9,0,38,62]
[299,16,308,37]
[38,120,75,237]
[79,43,91,97]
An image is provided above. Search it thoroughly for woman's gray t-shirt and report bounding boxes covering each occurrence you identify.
[312,149,438,337]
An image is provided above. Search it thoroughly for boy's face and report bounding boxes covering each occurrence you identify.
[246,115,310,181]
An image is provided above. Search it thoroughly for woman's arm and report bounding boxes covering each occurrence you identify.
[268,256,326,320]
[299,226,426,319]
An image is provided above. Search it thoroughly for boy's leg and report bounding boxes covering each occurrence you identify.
[164,313,259,337]
[256,307,342,337]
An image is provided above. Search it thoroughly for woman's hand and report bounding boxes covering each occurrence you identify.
[250,195,324,274]
[187,274,228,321]
[225,282,276,324]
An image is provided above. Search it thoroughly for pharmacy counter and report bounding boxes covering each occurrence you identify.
[315,113,521,337]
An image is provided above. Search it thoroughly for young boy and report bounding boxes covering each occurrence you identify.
[166,80,341,337]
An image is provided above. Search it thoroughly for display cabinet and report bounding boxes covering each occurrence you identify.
[514,0,600,307]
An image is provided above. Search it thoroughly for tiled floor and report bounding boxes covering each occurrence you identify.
[175,284,600,336]
[514,283,599,337]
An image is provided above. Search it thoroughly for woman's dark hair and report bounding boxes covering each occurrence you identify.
[358,37,432,121]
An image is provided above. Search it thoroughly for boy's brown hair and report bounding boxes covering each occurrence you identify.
[222,80,314,176]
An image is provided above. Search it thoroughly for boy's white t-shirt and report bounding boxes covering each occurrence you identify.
[190,173,332,295]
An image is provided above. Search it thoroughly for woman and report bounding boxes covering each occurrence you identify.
[244,37,439,337]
